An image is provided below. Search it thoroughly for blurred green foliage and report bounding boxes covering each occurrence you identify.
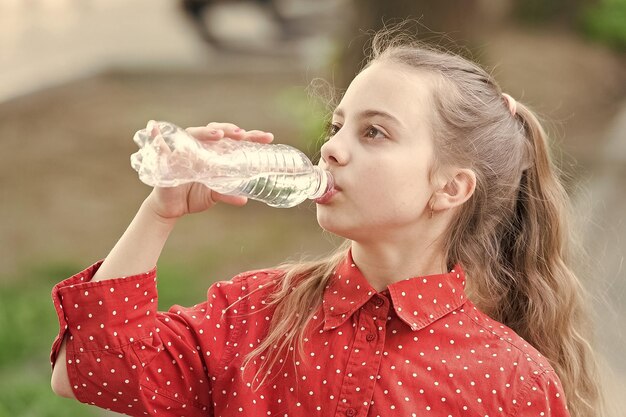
[0,262,97,417]
[274,87,332,158]
[514,0,626,51]
[514,0,582,23]
[580,0,626,50]
[0,261,221,417]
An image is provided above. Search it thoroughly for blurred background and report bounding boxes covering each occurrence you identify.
[0,0,624,416]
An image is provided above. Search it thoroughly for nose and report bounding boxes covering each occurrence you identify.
[320,134,349,167]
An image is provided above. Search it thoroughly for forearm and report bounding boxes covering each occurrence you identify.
[51,337,73,398]
[92,199,177,282]
[52,199,176,396]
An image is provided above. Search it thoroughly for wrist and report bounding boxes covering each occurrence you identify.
[140,198,179,228]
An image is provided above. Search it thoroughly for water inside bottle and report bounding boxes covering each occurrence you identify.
[206,171,326,208]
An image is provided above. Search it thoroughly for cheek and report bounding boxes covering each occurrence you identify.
[368,171,433,218]
[366,160,432,198]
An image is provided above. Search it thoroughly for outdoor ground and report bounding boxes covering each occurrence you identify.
[0,20,624,416]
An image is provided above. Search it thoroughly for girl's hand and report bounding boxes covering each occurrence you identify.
[144,122,274,221]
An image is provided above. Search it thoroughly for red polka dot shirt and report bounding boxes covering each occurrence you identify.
[51,251,570,416]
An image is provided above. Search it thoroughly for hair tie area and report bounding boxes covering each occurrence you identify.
[501,93,517,116]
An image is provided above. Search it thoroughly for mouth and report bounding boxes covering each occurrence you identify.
[314,183,341,205]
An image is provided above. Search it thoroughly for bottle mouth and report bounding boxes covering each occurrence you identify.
[311,168,334,200]
[324,171,335,194]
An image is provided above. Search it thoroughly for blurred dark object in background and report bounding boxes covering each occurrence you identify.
[179,0,341,52]
[336,0,482,88]
[180,0,288,48]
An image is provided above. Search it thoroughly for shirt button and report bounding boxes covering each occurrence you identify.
[373,297,384,307]
[366,333,376,342]
[346,408,357,417]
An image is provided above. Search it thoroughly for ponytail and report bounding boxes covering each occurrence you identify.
[495,103,604,417]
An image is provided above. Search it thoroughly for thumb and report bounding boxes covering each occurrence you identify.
[210,190,248,207]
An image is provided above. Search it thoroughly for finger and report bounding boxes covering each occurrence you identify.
[205,122,246,139]
[153,135,173,155]
[205,122,242,131]
[187,125,273,143]
[211,191,248,206]
[186,126,224,141]
[240,130,274,144]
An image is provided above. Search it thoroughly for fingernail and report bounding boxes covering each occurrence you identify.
[234,128,243,133]
[210,129,218,135]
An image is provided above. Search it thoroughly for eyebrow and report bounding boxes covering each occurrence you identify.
[333,108,404,128]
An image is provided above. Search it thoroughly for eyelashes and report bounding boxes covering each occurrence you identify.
[321,122,339,143]
[325,122,388,141]
[364,126,386,140]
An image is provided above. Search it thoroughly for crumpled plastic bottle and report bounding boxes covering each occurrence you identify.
[130,120,333,208]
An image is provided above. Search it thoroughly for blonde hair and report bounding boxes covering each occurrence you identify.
[235,29,603,416]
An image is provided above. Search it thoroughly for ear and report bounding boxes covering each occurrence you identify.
[431,168,476,212]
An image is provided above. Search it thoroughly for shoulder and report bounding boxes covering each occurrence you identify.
[165,268,285,341]
[438,302,570,415]
[456,301,553,374]
[205,268,284,307]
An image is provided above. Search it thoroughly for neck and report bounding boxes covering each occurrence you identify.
[351,238,447,293]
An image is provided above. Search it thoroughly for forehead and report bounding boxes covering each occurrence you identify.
[338,61,434,125]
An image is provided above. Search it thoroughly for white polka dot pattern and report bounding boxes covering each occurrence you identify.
[50,254,570,417]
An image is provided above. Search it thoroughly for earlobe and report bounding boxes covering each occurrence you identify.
[432,169,476,212]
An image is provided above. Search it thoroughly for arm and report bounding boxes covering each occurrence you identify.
[49,263,253,415]
[51,200,176,398]
[50,123,274,399]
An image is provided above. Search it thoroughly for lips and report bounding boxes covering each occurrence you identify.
[315,183,341,205]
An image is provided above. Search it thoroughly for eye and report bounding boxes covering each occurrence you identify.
[326,122,341,137]
[364,125,387,140]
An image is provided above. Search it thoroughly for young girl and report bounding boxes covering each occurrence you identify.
[50,31,602,417]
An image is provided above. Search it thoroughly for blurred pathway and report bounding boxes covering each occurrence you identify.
[0,0,212,102]
[0,0,340,103]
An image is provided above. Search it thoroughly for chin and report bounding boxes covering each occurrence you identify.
[316,212,347,237]
[316,214,364,241]
[316,212,335,233]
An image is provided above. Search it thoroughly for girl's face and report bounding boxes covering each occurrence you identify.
[316,61,439,243]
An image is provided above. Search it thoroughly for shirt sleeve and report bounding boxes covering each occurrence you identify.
[50,261,250,417]
[514,369,570,417]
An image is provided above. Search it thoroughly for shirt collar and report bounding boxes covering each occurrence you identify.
[322,250,467,331]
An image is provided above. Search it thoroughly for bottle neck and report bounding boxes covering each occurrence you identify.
[310,167,333,199]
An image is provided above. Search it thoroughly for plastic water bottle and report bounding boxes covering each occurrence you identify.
[130,120,333,208]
